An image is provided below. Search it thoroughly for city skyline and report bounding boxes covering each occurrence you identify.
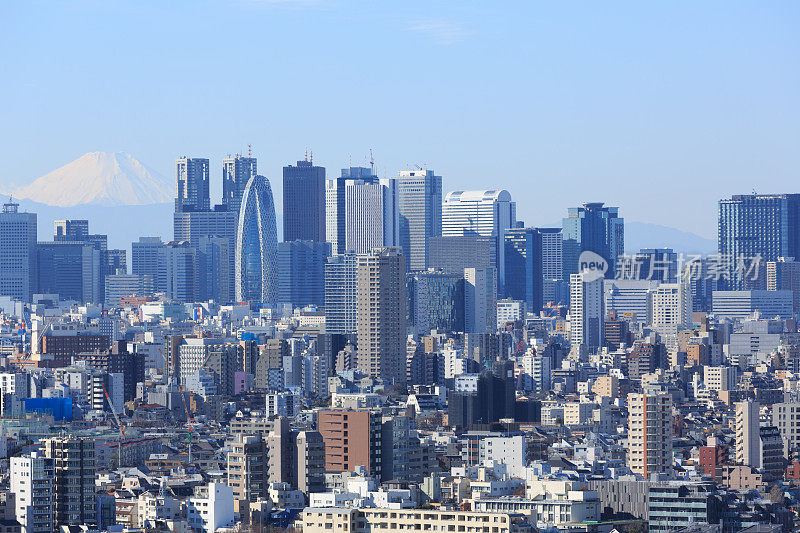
[2,2,799,238]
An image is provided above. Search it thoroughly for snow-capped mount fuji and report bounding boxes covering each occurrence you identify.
[13,151,172,207]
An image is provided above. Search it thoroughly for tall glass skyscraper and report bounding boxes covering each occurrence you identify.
[718,194,800,290]
[235,175,278,306]
[283,159,326,242]
[0,199,37,301]
[175,157,210,212]
[562,202,624,279]
[396,169,442,272]
[222,155,257,215]
[442,190,516,292]
[503,227,543,313]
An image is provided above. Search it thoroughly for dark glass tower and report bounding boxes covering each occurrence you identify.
[283,159,326,242]
[718,194,800,289]
[175,157,210,212]
[562,202,624,279]
[504,227,543,313]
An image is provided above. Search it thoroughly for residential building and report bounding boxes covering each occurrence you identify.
[627,393,672,478]
[43,436,96,527]
[569,272,604,350]
[11,452,54,533]
[356,248,407,384]
[324,253,358,334]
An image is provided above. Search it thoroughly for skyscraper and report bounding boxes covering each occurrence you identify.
[222,154,257,215]
[132,237,165,289]
[175,157,210,212]
[718,194,800,289]
[396,169,442,271]
[464,267,497,334]
[569,272,604,350]
[344,178,398,254]
[277,240,331,308]
[327,167,377,254]
[235,175,278,306]
[407,269,464,335]
[283,159,326,242]
[0,199,37,301]
[503,227,543,314]
[627,393,673,478]
[539,227,566,305]
[562,202,624,279]
[324,253,359,334]
[357,248,407,384]
[37,241,102,303]
[442,190,516,292]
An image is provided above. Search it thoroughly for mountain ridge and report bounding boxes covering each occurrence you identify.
[12,151,172,207]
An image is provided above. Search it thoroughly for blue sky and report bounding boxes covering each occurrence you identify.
[1,1,798,238]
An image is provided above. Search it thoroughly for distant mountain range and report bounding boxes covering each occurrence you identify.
[624,221,715,255]
[12,151,172,206]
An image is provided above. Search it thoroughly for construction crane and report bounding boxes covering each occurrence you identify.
[179,386,195,465]
[102,383,125,468]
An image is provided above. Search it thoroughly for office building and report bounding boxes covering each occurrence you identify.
[199,234,233,303]
[132,237,164,284]
[540,227,565,305]
[718,194,800,289]
[767,258,800,314]
[603,280,660,324]
[235,175,278,306]
[428,235,497,283]
[175,157,210,212]
[327,167,376,254]
[302,509,525,533]
[277,240,331,308]
[618,248,678,282]
[43,436,96,527]
[647,482,720,533]
[324,253,358,334]
[396,169,442,271]
[0,199,37,301]
[222,154,257,215]
[627,393,672,478]
[37,241,102,303]
[283,159,326,242]
[504,227,543,313]
[318,409,383,477]
[104,273,154,308]
[11,452,54,533]
[648,282,692,349]
[407,269,464,335]
[442,190,516,291]
[356,248,407,384]
[447,361,515,428]
[344,178,398,254]
[569,272,604,350]
[712,290,793,320]
[161,241,204,303]
[464,267,497,334]
[562,202,624,279]
[496,299,525,330]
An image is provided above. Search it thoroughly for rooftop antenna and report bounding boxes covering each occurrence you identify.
[370,149,375,173]
[248,144,252,158]
[310,150,313,164]
[304,149,308,162]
